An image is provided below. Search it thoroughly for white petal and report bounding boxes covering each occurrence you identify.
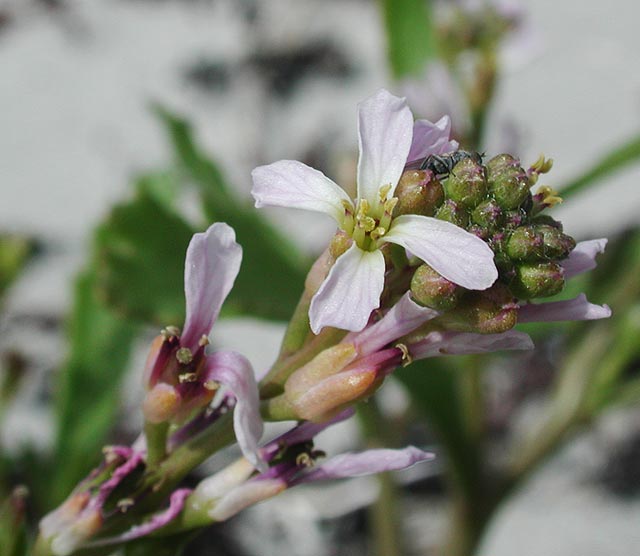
[356,89,413,201]
[407,116,458,162]
[309,243,385,334]
[251,160,351,224]
[384,215,498,290]
[182,223,242,351]
[562,239,607,280]
[517,294,612,323]
[345,292,439,356]
[411,330,534,359]
[205,351,265,472]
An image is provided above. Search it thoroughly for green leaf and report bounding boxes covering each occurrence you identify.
[52,270,136,506]
[0,235,36,301]
[380,0,436,79]
[0,488,28,556]
[394,358,482,495]
[94,182,196,326]
[156,108,312,321]
[560,133,640,199]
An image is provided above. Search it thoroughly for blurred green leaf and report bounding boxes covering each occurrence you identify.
[95,178,196,326]
[0,487,28,556]
[156,107,312,320]
[395,358,483,496]
[0,235,35,301]
[381,0,436,79]
[52,270,136,506]
[560,133,640,199]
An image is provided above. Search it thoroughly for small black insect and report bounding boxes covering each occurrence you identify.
[419,150,483,177]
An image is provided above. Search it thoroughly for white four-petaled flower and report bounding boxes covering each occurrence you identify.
[251,89,498,333]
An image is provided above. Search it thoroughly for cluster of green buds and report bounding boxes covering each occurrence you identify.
[397,153,574,335]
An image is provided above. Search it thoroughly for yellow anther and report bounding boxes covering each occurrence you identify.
[295,453,314,468]
[178,372,198,383]
[161,326,181,340]
[356,198,370,218]
[198,335,210,347]
[203,379,220,391]
[117,498,134,512]
[396,343,413,367]
[378,184,393,203]
[370,227,387,242]
[537,185,563,206]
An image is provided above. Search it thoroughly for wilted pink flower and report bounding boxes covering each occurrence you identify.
[252,89,497,334]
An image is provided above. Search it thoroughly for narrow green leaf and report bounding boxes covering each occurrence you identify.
[156,108,312,320]
[52,271,136,506]
[560,133,640,199]
[0,488,29,556]
[0,235,36,301]
[381,0,435,79]
[394,359,482,495]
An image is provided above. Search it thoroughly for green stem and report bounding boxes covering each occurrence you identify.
[276,289,313,359]
[144,422,169,467]
[357,399,403,556]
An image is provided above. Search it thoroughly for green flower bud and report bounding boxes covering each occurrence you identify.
[394,170,444,217]
[531,214,563,230]
[444,158,487,208]
[503,209,526,229]
[535,224,576,260]
[435,199,469,228]
[435,283,518,334]
[510,262,564,299]
[506,226,544,261]
[471,199,503,231]
[487,154,531,209]
[411,264,462,311]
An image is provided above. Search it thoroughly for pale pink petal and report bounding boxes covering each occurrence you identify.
[384,214,498,290]
[309,243,385,334]
[204,351,265,472]
[345,292,439,356]
[411,330,534,359]
[518,294,612,323]
[266,408,355,454]
[294,446,434,485]
[251,160,351,223]
[562,239,607,280]
[209,478,287,521]
[407,116,459,162]
[182,223,242,351]
[356,89,414,201]
[87,489,192,546]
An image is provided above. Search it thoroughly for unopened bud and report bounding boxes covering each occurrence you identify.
[510,262,564,299]
[435,199,469,228]
[535,224,576,259]
[411,264,462,311]
[503,209,526,229]
[531,214,563,230]
[506,226,545,261]
[471,199,503,231]
[143,383,182,424]
[445,158,487,208]
[435,284,518,334]
[487,154,531,209]
[394,170,444,216]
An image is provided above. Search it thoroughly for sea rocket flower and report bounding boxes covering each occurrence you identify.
[186,411,434,523]
[252,89,498,334]
[143,223,264,469]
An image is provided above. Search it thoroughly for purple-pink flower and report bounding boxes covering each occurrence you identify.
[143,223,264,470]
[251,89,498,334]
